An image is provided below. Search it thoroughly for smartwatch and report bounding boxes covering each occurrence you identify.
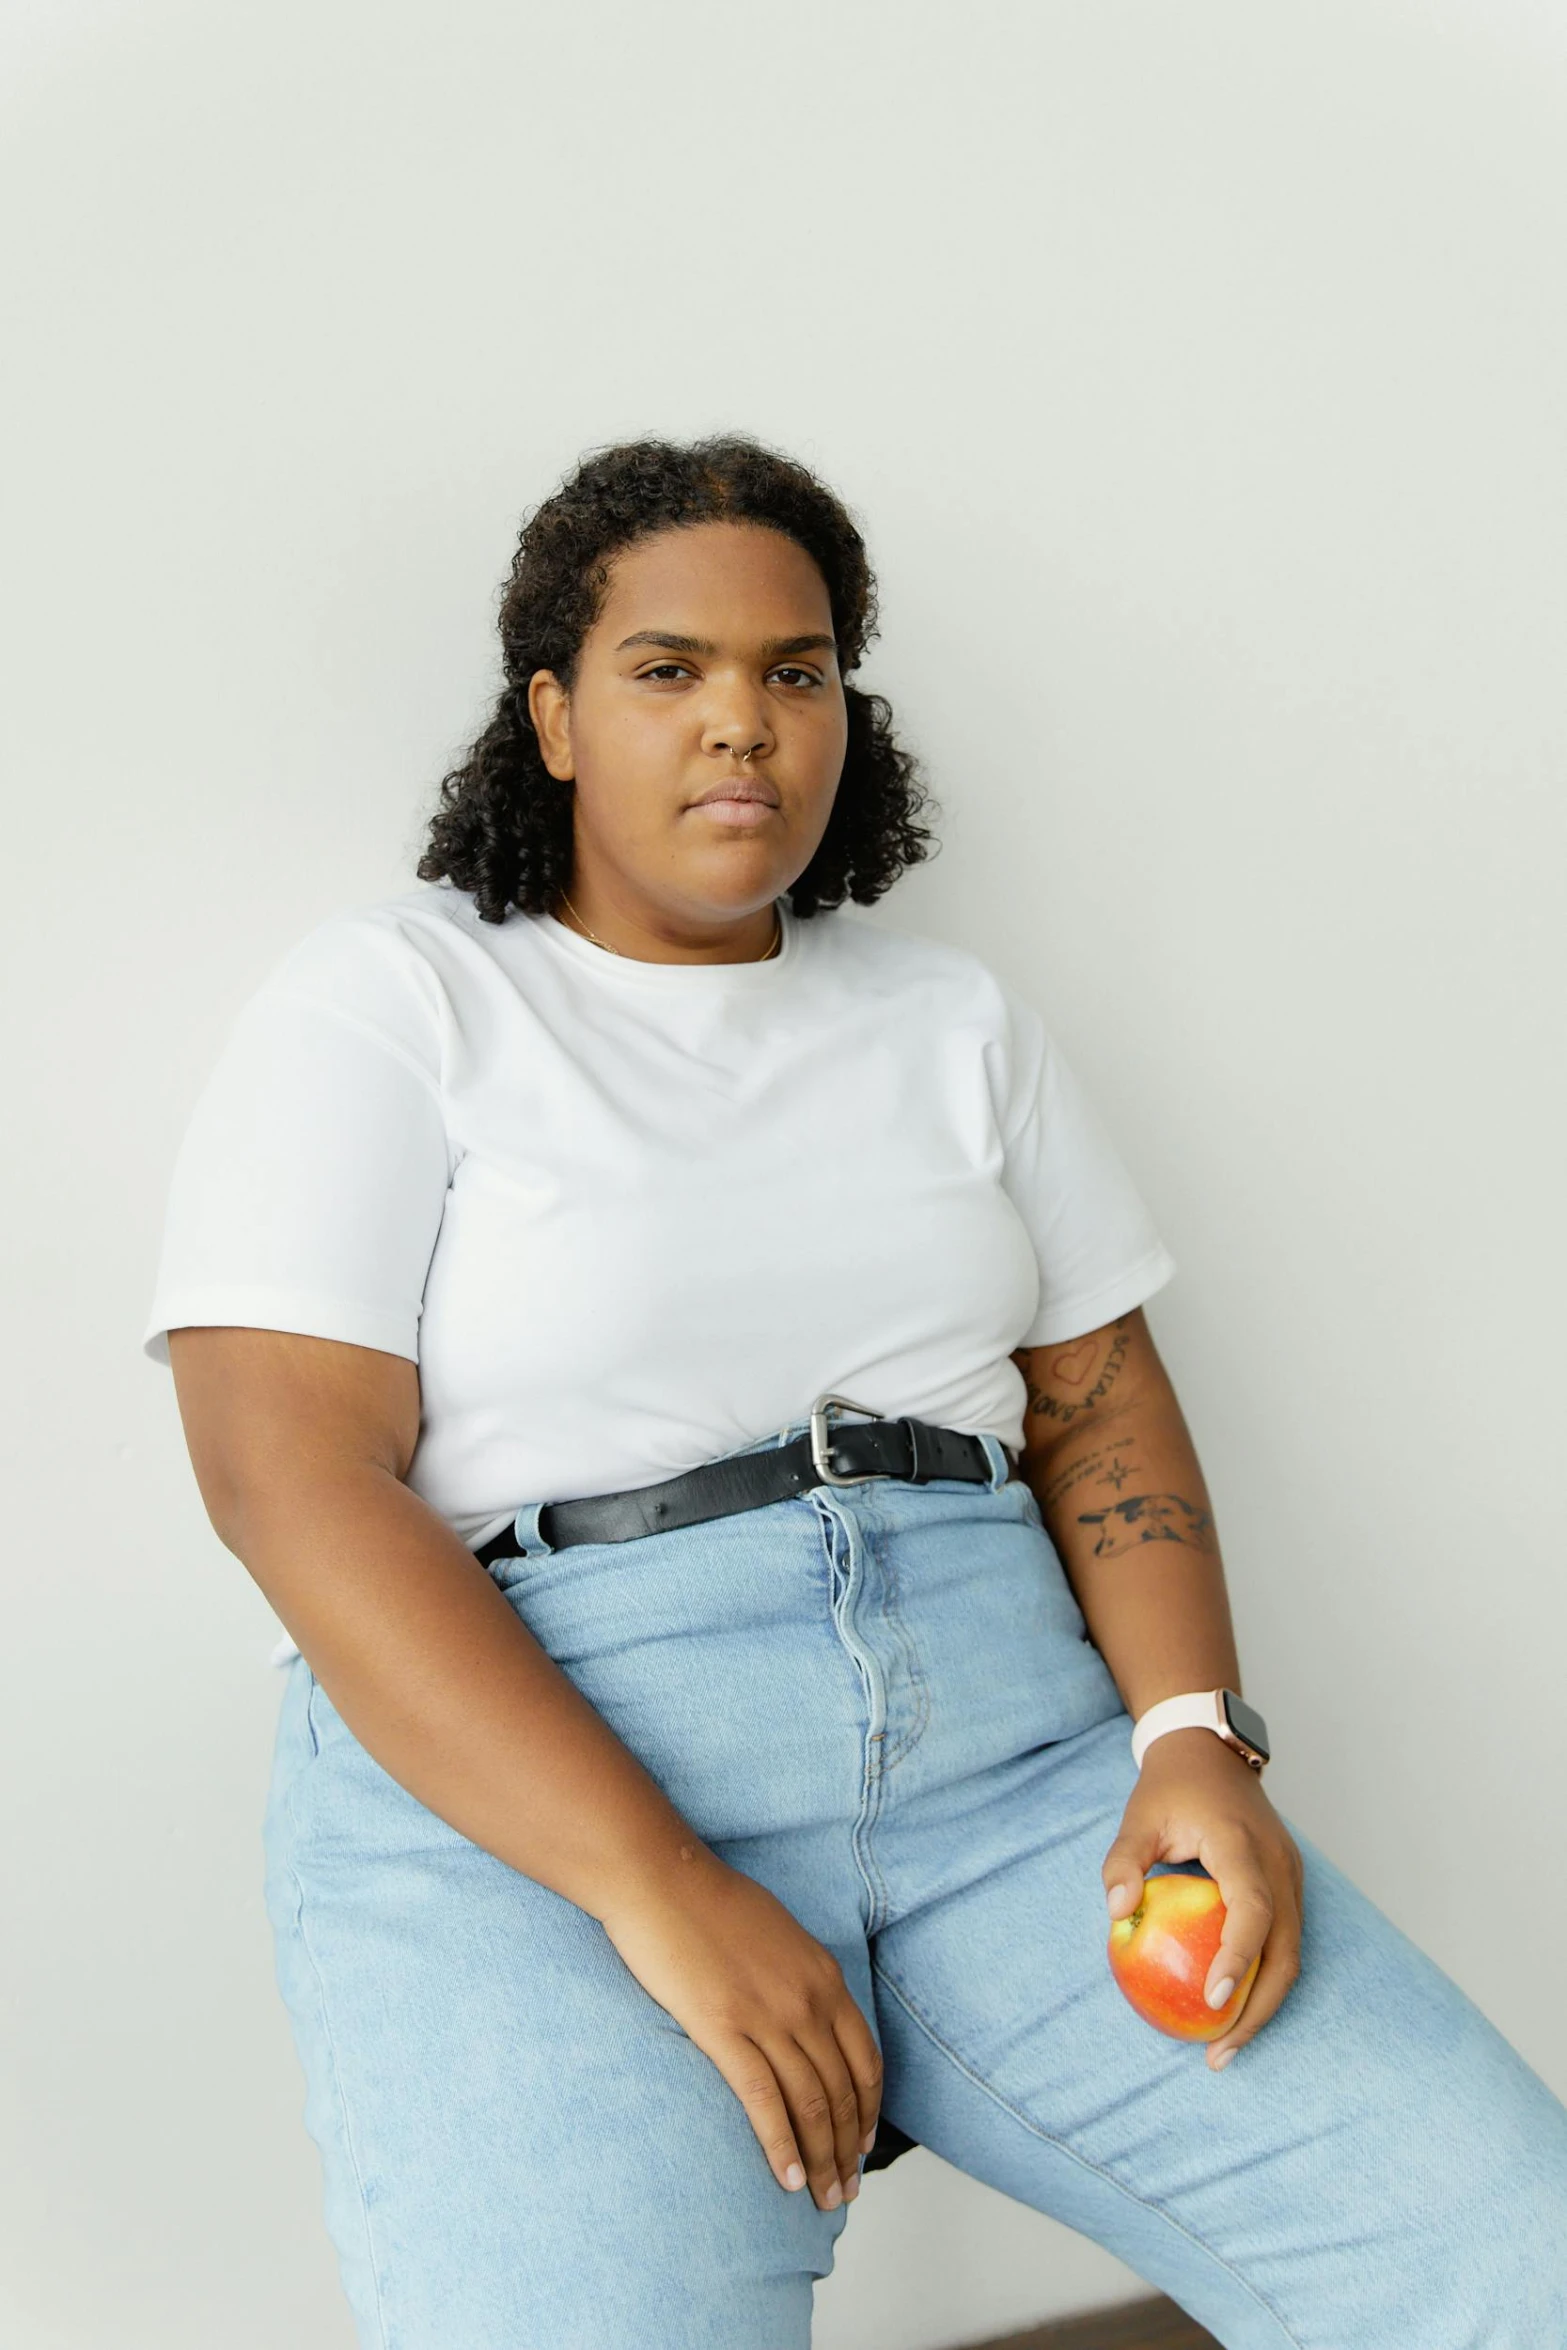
[1130,1688,1271,1774]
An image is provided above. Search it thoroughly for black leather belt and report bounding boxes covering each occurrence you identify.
[476,1394,1014,1568]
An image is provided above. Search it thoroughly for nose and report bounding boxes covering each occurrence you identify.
[703,691,774,765]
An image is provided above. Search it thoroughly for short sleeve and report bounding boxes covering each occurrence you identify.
[141,912,457,1368]
[994,983,1177,1346]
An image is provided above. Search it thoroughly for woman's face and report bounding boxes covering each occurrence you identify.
[528,520,849,942]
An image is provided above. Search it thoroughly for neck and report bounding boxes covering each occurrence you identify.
[555,889,782,966]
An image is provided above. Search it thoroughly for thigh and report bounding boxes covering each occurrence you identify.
[261,1659,856,2350]
[871,1711,1567,2350]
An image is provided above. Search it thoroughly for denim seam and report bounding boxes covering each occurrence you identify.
[283,1749,394,2350]
[868,1509,930,1774]
[869,1959,1305,2350]
[854,1766,892,1938]
[816,1496,895,1936]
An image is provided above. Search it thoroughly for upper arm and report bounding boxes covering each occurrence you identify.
[167,1325,422,1549]
[1010,1303,1171,1460]
[142,918,455,1379]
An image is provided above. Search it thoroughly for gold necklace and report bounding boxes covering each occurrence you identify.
[557,891,782,962]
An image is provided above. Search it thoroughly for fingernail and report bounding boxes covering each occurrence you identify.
[1212,2047,1236,2070]
[861,2130,877,2153]
[845,2173,860,2200]
[824,2179,843,2208]
[1107,1883,1133,1915]
[785,2162,806,2189]
[1207,1976,1236,2010]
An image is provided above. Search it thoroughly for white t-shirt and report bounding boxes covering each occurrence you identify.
[144,879,1176,1590]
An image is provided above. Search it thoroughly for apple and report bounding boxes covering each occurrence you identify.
[1106,1870,1260,2041]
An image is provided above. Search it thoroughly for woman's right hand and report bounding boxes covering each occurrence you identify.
[599,1845,884,2212]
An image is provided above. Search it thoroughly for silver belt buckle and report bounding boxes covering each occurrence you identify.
[808,1391,890,1486]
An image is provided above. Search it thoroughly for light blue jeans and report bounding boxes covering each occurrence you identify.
[262,1418,1567,2348]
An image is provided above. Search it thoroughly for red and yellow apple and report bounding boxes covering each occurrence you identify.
[1107,1871,1260,2041]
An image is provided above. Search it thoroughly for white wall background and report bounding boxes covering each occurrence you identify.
[4,3,1565,2344]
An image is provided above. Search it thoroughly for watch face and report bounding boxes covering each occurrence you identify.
[1222,1690,1271,1761]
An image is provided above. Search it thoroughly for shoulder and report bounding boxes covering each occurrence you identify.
[248,879,480,1024]
[805,908,1056,1136]
[805,904,1035,1035]
[221,881,498,1099]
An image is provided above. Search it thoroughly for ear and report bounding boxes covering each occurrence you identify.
[527,669,575,781]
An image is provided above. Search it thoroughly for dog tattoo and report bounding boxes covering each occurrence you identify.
[1076,1492,1217,1558]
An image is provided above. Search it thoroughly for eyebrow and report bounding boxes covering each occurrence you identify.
[613,630,838,659]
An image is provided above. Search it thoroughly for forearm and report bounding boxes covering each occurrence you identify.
[1020,1383,1242,1722]
[227,1466,711,1926]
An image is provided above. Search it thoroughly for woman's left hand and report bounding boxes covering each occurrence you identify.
[1101,1727,1305,2070]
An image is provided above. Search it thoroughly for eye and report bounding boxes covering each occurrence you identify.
[770,666,823,689]
[638,662,693,682]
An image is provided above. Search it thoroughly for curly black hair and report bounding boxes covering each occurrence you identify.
[415,433,940,924]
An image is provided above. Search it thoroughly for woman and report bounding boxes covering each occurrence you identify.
[144,435,1565,2349]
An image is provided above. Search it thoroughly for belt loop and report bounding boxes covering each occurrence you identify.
[508,1500,559,1559]
[978,1432,1013,1492]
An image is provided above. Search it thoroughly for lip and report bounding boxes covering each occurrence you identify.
[690,797,779,828]
[689,779,782,809]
